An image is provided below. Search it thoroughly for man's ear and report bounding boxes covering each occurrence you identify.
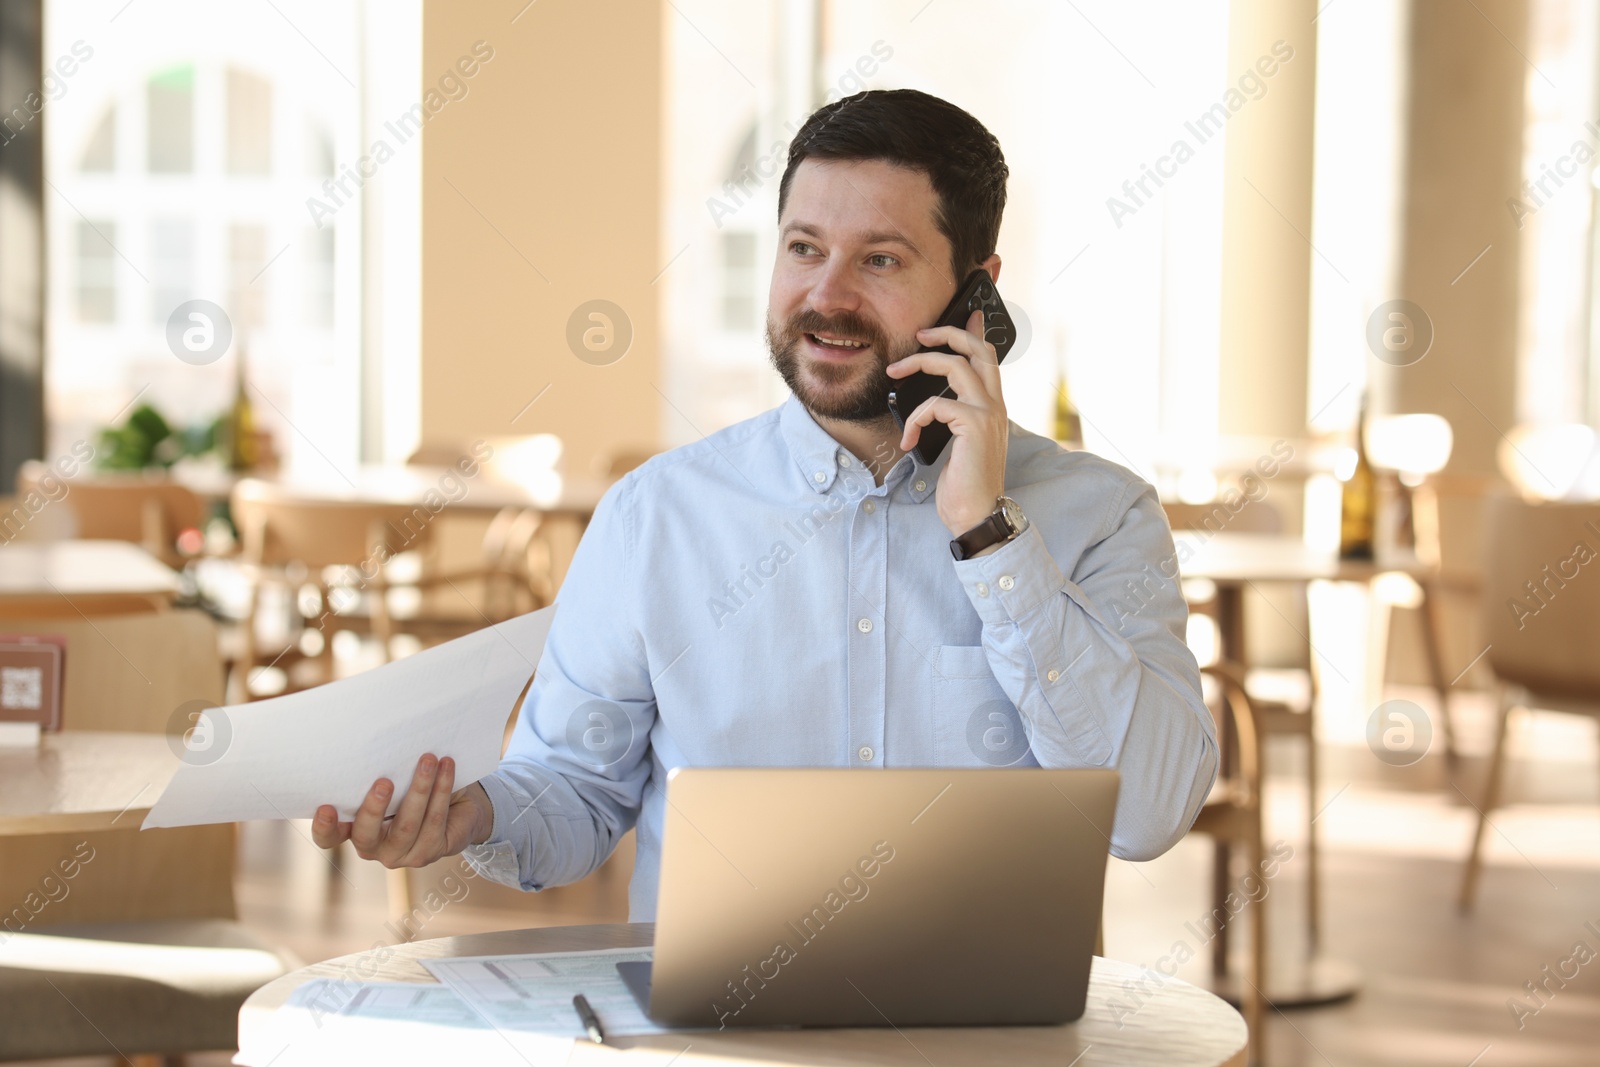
[980,254,1001,285]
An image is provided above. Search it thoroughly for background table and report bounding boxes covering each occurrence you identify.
[0,731,179,835]
[0,540,181,615]
[1175,532,1429,1006]
[240,923,1248,1066]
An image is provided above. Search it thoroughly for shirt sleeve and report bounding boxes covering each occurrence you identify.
[950,480,1218,861]
[464,476,656,892]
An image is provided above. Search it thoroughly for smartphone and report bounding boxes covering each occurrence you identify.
[886,268,1018,465]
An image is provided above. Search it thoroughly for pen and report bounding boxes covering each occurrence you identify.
[573,992,605,1044]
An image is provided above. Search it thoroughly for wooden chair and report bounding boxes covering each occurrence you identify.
[0,610,293,1063]
[382,506,558,646]
[1190,660,1268,1066]
[1164,496,1325,949]
[229,482,553,699]
[1459,495,1600,909]
[229,479,429,698]
[15,460,205,568]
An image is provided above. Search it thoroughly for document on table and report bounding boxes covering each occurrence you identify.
[238,980,522,1067]
[422,946,680,1037]
[143,607,553,829]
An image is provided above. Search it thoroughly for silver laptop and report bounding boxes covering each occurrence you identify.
[618,766,1119,1030]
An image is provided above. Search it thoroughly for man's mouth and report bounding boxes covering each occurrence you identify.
[806,333,872,354]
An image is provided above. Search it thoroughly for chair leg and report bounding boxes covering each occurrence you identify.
[1417,579,1456,765]
[1459,687,1514,911]
[1212,840,1231,979]
[1246,829,1267,1067]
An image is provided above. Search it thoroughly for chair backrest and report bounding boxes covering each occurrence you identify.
[15,460,204,550]
[1482,493,1600,701]
[232,478,435,570]
[0,609,236,926]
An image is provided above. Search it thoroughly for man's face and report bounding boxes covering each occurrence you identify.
[766,159,959,423]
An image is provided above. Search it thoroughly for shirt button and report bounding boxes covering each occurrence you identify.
[975,582,989,598]
[856,618,873,633]
[998,575,1016,591]
[858,746,874,762]
[1047,669,1061,682]
[914,479,927,493]
[813,471,826,483]
[837,453,851,467]
[863,500,876,514]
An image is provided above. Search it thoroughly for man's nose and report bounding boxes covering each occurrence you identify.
[806,259,861,317]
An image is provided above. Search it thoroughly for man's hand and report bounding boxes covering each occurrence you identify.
[886,307,1009,537]
[311,753,495,868]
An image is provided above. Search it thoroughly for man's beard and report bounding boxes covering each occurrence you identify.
[766,307,918,423]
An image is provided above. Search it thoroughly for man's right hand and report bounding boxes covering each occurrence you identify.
[311,753,495,868]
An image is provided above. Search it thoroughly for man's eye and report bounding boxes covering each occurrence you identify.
[868,254,898,268]
[790,242,817,256]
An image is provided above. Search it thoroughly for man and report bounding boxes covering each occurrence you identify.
[313,89,1218,920]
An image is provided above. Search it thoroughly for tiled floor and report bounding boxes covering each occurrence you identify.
[18,684,1600,1066]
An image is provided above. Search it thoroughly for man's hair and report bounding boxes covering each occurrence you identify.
[776,89,1009,281]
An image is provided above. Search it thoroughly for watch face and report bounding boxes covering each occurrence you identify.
[999,496,1026,534]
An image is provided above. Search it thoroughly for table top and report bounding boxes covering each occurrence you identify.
[182,464,610,518]
[0,540,182,599]
[0,731,180,835]
[240,923,1247,1067]
[1175,531,1429,584]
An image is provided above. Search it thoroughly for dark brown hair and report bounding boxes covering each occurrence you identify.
[777,89,1009,280]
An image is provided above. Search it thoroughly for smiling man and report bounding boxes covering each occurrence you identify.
[313,89,1218,920]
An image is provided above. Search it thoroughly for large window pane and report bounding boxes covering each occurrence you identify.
[304,226,334,329]
[147,65,195,173]
[230,223,268,334]
[226,68,272,175]
[150,218,195,324]
[75,220,116,323]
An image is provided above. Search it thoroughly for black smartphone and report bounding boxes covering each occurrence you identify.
[886,268,1017,465]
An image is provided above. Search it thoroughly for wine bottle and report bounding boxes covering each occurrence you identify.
[1054,364,1083,448]
[1339,393,1376,560]
[227,342,258,473]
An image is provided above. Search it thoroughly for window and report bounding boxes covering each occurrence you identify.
[74,221,116,323]
[146,65,195,174]
[44,0,370,474]
[660,0,1232,470]
[149,218,196,325]
[720,232,757,331]
[226,68,273,176]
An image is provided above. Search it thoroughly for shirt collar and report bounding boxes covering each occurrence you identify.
[779,394,951,502]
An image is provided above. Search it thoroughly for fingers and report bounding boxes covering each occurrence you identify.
[888,351,987,402]
[311,804,352,849]
[892,310,1003,403]
[401,756,457,867]
[347,776,396,858]
[327,754,467,869]
[377,753,441,865]
[899,396,980,452]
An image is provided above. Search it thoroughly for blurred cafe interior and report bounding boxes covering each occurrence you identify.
[0,0,1598,1065]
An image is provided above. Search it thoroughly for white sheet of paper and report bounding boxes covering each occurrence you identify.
[422,947,683,1037]
[143,607,553,829]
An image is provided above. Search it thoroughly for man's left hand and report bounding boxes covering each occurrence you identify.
[887,306,1008,537]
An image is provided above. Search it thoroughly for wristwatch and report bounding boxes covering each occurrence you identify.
[949,496,1029,560]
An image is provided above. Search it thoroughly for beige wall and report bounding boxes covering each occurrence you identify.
[1217,0,1319,448]
[1381,1,1529,688]
[1390,0,1526,481]
[420,0,662,477]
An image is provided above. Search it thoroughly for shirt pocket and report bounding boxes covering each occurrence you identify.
[931,645,1037,767]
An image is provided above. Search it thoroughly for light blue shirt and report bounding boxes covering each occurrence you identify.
[466,395,1218,920]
